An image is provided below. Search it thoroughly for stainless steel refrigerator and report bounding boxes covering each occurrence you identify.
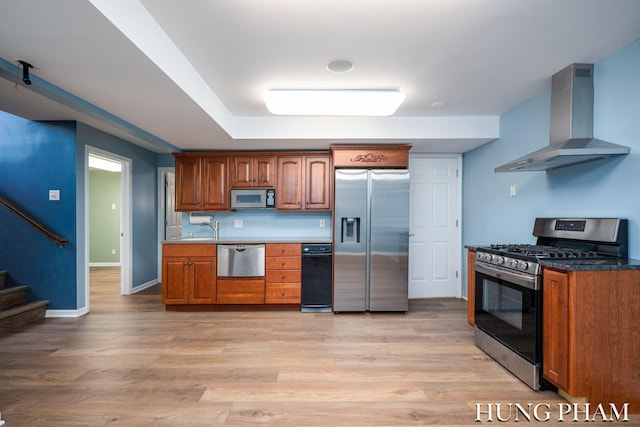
[333,169,409,312]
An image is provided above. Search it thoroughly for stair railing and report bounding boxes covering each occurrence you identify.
[0,195,69,247]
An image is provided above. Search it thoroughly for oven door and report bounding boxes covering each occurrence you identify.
[474,261,541,364]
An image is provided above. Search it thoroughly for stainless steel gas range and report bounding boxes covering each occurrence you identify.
[473,217,628,390]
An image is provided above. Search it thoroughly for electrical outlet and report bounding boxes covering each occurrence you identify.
[49,189,60,201]
[320,219,325,228]
[111,249,116,255]
[234,219,243,228]
[510,185,517,197]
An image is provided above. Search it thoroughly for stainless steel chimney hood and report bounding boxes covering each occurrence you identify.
[495,64,629,172]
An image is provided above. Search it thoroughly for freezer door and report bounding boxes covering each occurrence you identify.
[369,169,409,311]
[333,169,368,312]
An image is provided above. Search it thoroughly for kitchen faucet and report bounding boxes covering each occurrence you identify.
[200,219,219,240]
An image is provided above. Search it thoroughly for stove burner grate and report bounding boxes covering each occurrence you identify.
[488,244,601,259]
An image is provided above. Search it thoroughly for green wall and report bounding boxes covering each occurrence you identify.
[89,169,121,264]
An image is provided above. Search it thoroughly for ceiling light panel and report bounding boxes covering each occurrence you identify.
[263,89,405,116]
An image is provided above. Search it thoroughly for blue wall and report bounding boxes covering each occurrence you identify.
[76,123,159,297]
[0,115,78,309]
[182,210,332,240]
[0,113,160,311]
[463,40,640,292]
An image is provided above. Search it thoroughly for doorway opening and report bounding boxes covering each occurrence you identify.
[86,146,132,309]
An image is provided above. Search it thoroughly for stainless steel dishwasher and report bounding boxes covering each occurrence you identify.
[217,244,265,277]
[301,243,332,312]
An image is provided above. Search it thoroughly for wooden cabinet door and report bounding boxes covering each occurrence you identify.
[162,256,189,304]
[231,156,253,187]
[202,156,229,210]
[254,156,275,187]
[304,156,331,210]
[175,157,202,211]
[467,250,476,327]
[189,256,217,304]
[217,278,265,304]
[276,157,303,210]
[231,156,275,187]
[542,268,570,390]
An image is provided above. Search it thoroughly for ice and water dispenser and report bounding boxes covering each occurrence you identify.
[341,217,360,243]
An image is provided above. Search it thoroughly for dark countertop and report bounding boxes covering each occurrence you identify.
[540,258,640,271]
[163,237,332,244]
[466,244,640,271]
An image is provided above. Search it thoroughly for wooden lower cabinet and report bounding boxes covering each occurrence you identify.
[162,242,303,309]
[217,278,265,304]
[542,267,640,411]
[542,268,570,390]
[265,243,301,304]
[467,249,476,327]
[162,244,216,304]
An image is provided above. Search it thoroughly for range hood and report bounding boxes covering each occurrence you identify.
[495,64,629,172]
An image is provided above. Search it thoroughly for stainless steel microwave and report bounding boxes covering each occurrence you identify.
[230,188,275,209]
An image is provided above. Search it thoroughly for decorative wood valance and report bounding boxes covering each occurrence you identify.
[330,145,411,168]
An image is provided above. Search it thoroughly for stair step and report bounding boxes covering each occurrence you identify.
[0,300,49,335]
[0,285,29,310]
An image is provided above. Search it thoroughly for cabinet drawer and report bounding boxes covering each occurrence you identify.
[266,244,301,257]
[217,278,265,304]
[266,256,301,270]
[163,244,217,257]
[266,270,301,284]
[265,283,301,304]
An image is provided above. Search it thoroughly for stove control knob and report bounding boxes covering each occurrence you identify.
[507,259,518,269]
[518,260,529,270]
[495,256,505,265]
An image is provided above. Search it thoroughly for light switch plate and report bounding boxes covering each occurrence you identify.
[49,190,60,201]
[234,219,243,228]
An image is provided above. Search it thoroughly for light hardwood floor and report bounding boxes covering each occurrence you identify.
[0,267,635,426]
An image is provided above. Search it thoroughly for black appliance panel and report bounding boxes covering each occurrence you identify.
[301,244,332,312]
[475,268,541,364]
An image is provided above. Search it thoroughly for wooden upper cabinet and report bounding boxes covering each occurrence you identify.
[174,154,229,211]
[276,156,303,209]
[304,156,331,210]
[175,156,202,211]
[276,155,331,211]
[175,151,330,212]
[202,156,229,210]
[230,155,275,187]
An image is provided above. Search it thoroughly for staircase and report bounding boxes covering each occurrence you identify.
[0,271,49,335]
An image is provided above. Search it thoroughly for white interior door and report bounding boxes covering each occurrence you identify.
[164,171,182,240]
[408,156,460,298]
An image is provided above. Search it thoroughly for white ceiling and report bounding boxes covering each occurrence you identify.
[1,0,639,154]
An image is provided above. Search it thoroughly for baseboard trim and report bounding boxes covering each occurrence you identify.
[46,306,89,318]
[89,262,121,267]
[132,279,158,294]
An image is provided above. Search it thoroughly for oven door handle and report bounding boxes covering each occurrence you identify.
[475,262,540,291]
